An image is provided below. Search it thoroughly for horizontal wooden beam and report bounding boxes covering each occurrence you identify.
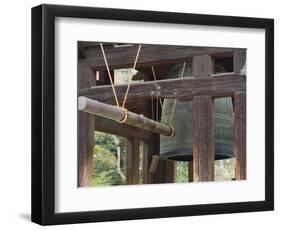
[78,44,244,70]
[79,73,246,103]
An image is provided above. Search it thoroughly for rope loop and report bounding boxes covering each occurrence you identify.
[167,125,175,138]
[117,107,128,123]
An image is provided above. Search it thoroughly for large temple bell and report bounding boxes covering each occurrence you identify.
[160,62,234,161]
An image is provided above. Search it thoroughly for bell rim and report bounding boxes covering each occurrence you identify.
[160,145,234,161]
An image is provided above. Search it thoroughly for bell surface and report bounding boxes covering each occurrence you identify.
[160,63,234,161]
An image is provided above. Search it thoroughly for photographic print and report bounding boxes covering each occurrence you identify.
[77,42,246,187]
[31,4,273,225]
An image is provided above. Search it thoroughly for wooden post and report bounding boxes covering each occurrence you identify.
[78,68,96,187]
[234,92,246,180]
[143,143,155,184]
[233,50,246,180]
[188,162,193,182]
[126,137,140,184]
[233,50,246,74]
[151,98,163,183]
[193,96,215,181]
[192,55,215,182]
[164,161,176,183]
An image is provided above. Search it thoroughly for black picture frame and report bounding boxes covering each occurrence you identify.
[31,4,274,225]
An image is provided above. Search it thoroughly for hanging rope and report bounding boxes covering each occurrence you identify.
[100,43,120,107]
[122,44,142,108]
[100,43,142,110]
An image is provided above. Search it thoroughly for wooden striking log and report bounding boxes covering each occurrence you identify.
[79,73,246,104]
[94,116,154,142]
[78,96,174,137]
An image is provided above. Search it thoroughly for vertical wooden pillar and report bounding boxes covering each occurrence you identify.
[152,98,176,184]
[233,50,246,74]
[126,137,140,184]
[234,92,246,180]
[192,55,215,182]
[193,96,215,181]
[78,68,96,187]
[142,142,154,184]
[188,162,193,182]
[233,50,246,180]
[164,161,176,183]
[137,73,158,184]
[142,142,149,184]
[152,134,166,183]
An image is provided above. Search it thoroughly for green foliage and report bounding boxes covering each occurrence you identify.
[95,132,119,154]
[215,158,235,181]
[176,162,189,183]
[175,159,235,182]
[92,132,126,187]
[92,132,235,186]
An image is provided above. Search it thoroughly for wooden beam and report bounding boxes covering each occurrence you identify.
[78,44,244,70]
[193,55,213,78]
[79,97,174,137]
[126,137,140,185]
[78,68,96,187]
[94,116,154,142]
[192,55,215,182]
[234,92,246,180]
[148,155,160,174]
[163,161,176,183]
[188,162,193,182]
[193,95,215,181]
[142,142,155,184]
[233,50,246,74]
[79,73,246,104]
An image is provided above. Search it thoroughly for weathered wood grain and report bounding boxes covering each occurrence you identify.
[233,50,247,74]
[163,161,176,183]
[94,116,154,142]
[79,96,174,137]
[142,143,155,184]
[79,73,246,103]
[142,142,149,183]
[78,44,244,70]
[193,55,213,77]
[192,55,215,182]
[126,137,140,185]
[188,162,193,182]
[234,92,246,180]
[193,95,215,182]
[148,155,160,174]
[78,68,96,187]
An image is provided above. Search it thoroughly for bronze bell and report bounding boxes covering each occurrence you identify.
[160,62,234,161]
